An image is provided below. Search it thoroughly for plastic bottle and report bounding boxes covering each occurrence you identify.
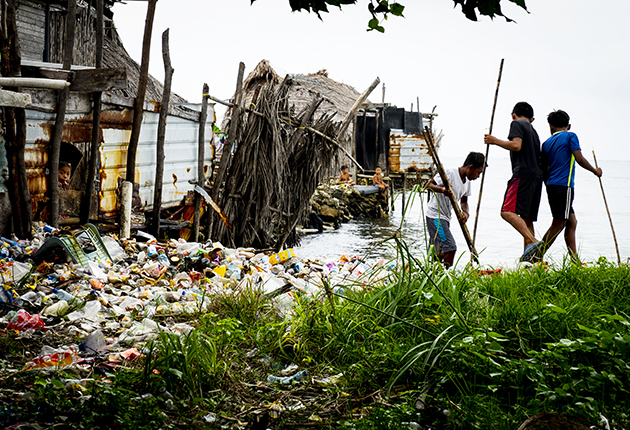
[157,250,171,267]
[52,288,82,304]
[266,370,308,384]
[147,245,158,258]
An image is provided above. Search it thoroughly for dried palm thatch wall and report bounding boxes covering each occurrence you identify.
[211,75,338,249]
[222,60,366,174]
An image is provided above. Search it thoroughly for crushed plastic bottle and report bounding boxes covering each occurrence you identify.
[266,369,308,384]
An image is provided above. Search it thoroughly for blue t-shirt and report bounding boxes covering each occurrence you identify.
[542,131,581,188]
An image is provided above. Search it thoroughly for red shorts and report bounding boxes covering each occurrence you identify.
[501,177,542,221]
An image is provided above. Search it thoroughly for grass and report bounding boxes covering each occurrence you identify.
[5,249,630,429]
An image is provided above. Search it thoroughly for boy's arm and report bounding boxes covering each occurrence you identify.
[427,180,453,197]
[484,134,522,151]
[573,149,603,177]
[458,196,469,223]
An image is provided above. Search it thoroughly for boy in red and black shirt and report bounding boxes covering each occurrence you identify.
[484,101,544,262]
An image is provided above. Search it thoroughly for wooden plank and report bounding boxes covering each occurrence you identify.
[0,89,32,108]
[35,67,128,92]
[70,68,127,92]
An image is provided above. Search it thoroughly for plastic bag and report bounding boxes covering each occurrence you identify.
[23,346,77,370]
[7,309,46,332]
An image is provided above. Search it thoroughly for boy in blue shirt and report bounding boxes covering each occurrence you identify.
[536,110,602,263]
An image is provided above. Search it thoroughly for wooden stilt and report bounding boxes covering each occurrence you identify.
[152,28,174,239]
[192,83,209,242]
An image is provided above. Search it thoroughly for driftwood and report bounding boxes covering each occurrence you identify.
[151,28,174,238]
[192,83,208,242]
[82,0,104,224]
[125,0,157,183]
[49,0,76,228]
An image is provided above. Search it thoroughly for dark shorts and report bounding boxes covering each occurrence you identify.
[546,184,574,220]
[426,217,457,254]
[501,177,542,221]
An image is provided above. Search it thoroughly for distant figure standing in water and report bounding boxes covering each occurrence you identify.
[484,101,544,262]
[426,152,485,268]
[536,110,602,264]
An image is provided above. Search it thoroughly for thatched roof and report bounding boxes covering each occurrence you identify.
[224,60,367,141]
[103,26,188,104]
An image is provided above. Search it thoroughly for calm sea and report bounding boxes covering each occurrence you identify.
[296,156,629,269]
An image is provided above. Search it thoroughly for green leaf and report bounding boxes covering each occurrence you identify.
[390,3,404,16]
[168,368,184,378]
[546,303,567,313]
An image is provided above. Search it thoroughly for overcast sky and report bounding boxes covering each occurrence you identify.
[112,0,630,161]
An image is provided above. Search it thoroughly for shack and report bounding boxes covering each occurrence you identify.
[2,0,214,234]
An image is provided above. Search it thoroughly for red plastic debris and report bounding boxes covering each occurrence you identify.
[7,309,46,332]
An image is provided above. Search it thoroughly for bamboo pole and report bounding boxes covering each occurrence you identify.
[0,77,70,89]
[472,58,504,247]
[592,151,621,264]
[151,28,174,238]
[192,83,209,242]
[82,0,103,224]
[424,126,479,263]
[49,0,76,228]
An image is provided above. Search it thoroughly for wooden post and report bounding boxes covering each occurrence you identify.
[424,126,479,263]
[151,28,174,238]
[192,83,208,242]
[337,77,380,141]
[401,172,406,209]
[125,0,157,183]
[593,151,621,264]
[82,0,103,224]
[472,58,504,247]
[49,0,76,228]
[209,63,245,240]
[120,181,132,239]
[210,63,245,204]
[0,0,32,239]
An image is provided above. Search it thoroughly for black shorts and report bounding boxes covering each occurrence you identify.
[546,185,574,220]
[501,177,542,221]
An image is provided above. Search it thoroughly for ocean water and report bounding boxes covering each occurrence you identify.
[295,156,629,269]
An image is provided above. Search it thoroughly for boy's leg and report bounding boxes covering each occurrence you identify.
[443,251,456,268]
[500,177,540,249]
[564,212,579,263]
[501,211,537,248]
[538,218,567,258]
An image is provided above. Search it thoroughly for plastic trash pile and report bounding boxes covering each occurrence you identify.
[0,223,394,373]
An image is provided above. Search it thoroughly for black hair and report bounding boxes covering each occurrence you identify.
[547,110,570,128]
[512,102,534,119]
[463,152,485,169]
[340,165,348,171]
[59,161,71,170]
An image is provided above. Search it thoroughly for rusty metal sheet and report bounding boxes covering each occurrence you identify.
[99,108,215,217]
[23,102,214,218]
[388,129,434,173]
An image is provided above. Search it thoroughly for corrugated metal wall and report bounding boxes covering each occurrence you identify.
[24,104,215,218]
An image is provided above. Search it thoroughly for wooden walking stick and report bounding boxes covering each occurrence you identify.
[424,127,479,263]
[472,59,504,247]
[592,151,621,264]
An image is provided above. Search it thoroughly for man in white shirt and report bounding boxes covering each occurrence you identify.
[426,152,485,267]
